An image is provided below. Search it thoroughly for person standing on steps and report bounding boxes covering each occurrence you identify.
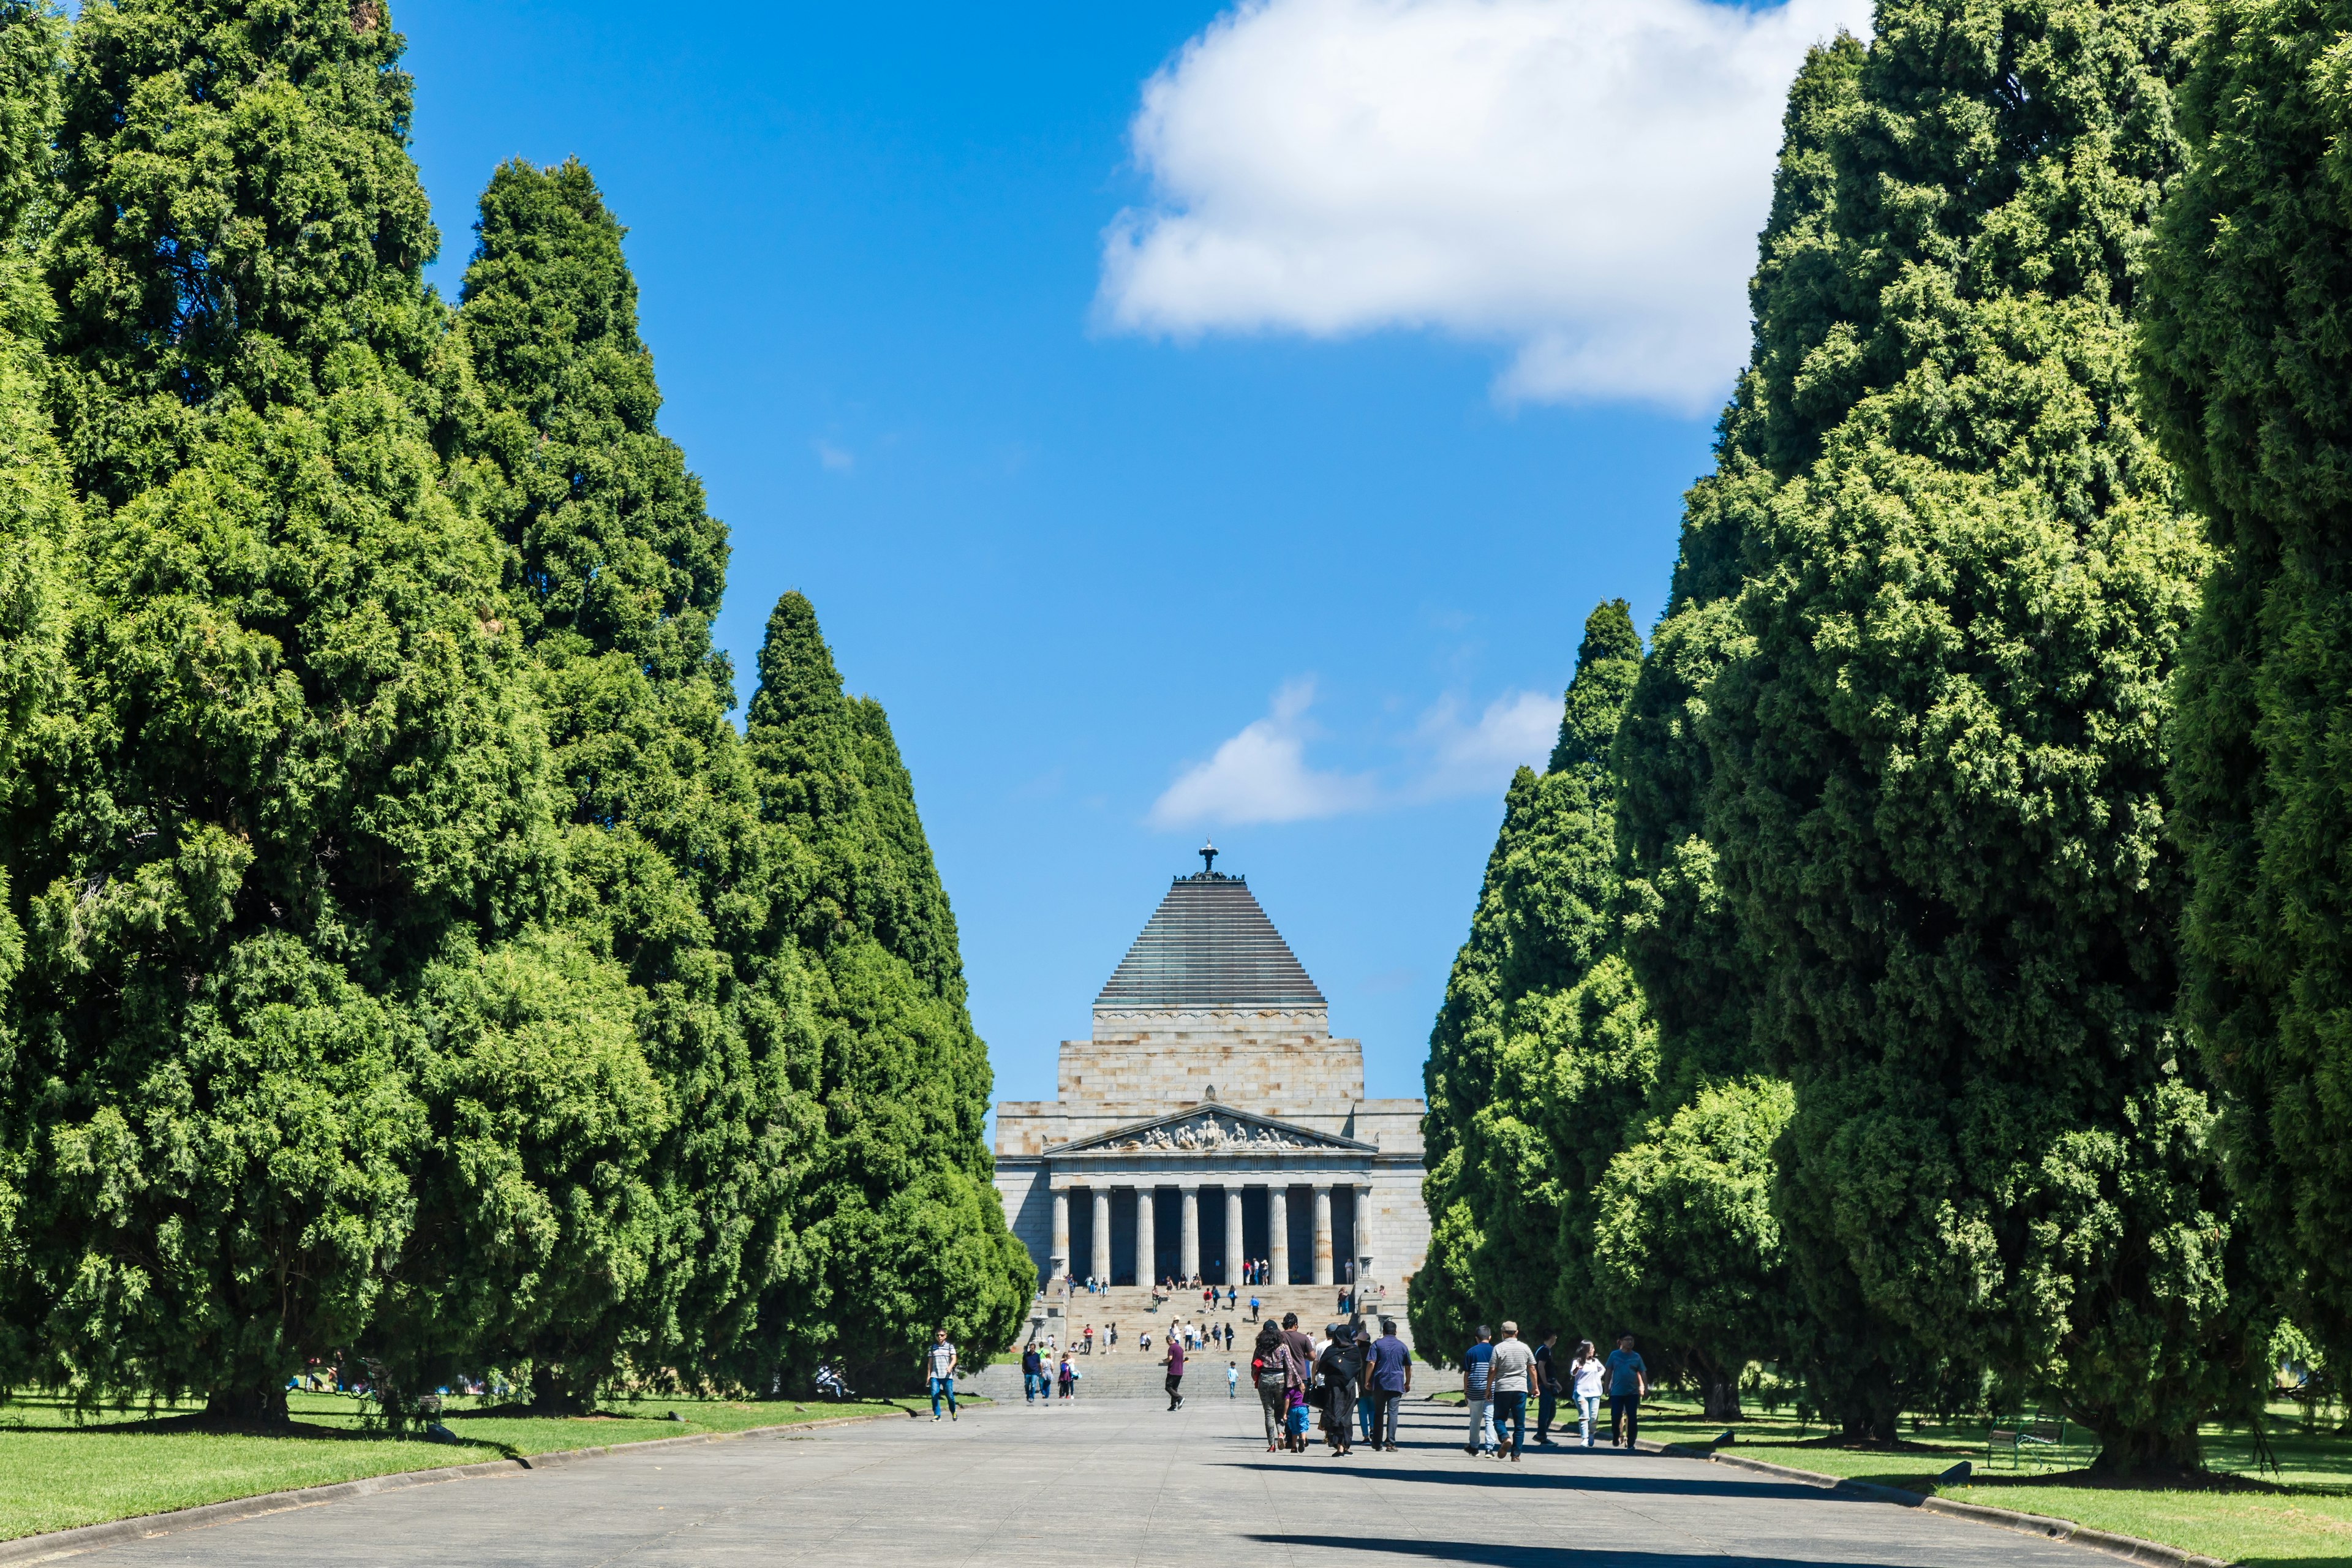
[1532,1330,1560,1445]
[1487,1322,1536,1461]
[1605,1332,1648,1449]
[1249,1294,1260,1322]
[1021,1343,1044,1404]
[1163,1332,1187,1409]
[1227,1360,1238,1398]
[1570,1340,1604,1448]
[927,1329,959,1422]
[1461,1325,1494,1456]
[1058,1351,1077,1400]
[1366,1317,1411,1452]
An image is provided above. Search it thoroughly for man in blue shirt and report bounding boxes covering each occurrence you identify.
[1366,1317,1412,1451]
[1461,1325,1496,1456]
[1605,1332,1648,1448]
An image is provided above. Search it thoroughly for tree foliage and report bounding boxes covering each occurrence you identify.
[1415,601,1652,1355]
[2139,0,2352,1366]
[1687,0,2242,1470]
[431,154,816,1408]
[744,592,1030,1386]
[0,0,1012,1419]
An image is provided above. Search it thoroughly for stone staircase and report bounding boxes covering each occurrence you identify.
[967,1280,1412,1401]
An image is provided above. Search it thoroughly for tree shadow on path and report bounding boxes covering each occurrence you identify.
[1219,1458,1864,1504]
[1246,1534,1933,1568]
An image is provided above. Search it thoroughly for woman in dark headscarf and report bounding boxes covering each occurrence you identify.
[1251,1321,1292,1452]
[1317,1323,1366,1456]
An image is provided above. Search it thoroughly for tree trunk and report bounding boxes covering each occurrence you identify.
[2090,1423,2202,1479]
[205,1385,291,1428]
[529,1362,595,1416]
[1702,1377,1743,1422]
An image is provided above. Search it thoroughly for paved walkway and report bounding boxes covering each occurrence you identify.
[72,1396,2114,1567]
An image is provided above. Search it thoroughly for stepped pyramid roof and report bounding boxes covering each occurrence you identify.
[1095,853,1325,1009]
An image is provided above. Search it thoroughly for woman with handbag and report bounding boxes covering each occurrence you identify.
[1251,1322,1291,1450]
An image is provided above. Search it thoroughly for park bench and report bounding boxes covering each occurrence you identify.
[1987,1413,2064,1469]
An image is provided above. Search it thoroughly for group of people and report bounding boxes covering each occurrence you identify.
[1458,1327,1649,1458]
[1017,1342,1082,1403]
[1200,1313,1414,1456]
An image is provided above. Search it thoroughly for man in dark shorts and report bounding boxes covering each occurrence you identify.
[1163,1332,1186,1409]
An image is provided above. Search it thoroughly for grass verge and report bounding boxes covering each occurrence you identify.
[0,1391,919,1542]
[1632,1398,2352,1566]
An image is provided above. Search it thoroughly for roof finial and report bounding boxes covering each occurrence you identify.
[1199,839,1218,876]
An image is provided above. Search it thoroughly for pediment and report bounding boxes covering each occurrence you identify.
[1047,1102,1372,1156]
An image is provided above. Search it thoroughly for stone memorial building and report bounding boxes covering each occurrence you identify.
[993,849,1430,1297]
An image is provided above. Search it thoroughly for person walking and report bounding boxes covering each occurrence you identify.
[1249,1294,1261,1322]
[1570,1340,1604,1448]
[1488,1322,1536,1461]
[1083,1324,1094,1356]
[1461,1325,1495,1456]
[1280,1312,1316,1451]
[1605,1332,1648,1448]
[1251,1322,1291,1450]
[1020,1343,1044,1404]
[927,1329,959,1422]
[1163,1331,1187,1409]
[1366,1317,1412,1452]
[1058,1352,1077,1400]
[1533,1330,1560,1445]
[1227,1360,1239,1398]
[1316,1324,1366,1457]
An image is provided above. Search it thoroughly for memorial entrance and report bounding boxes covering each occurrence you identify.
[993,848,1429,1309]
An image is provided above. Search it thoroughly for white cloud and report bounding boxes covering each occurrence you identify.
[1147,679,1562,827]
[1411,688,1560,797]
[813,438,855,473]
[1147,679,1378,827]
[1097,0,1872,410]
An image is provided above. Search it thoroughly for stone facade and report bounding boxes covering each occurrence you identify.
[992,860,1430,1306]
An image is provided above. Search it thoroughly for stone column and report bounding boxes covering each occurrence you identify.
[1135,1186,1156,1286]
[1224,1186,1245,1286]
[1091,1188,1113,1286]
[1050,1186,1070,1281]
[1179,1185,1200,1282]
[1268,1185,1291,1286]
[1311,1184,1334,1286]
[1356,1182,1377,1281]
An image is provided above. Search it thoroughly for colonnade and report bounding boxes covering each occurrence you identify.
[1047,1179,1372,1287]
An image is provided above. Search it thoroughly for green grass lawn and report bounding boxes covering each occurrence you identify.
[1628,1396,2352,1566]
[0,1390,919,1542]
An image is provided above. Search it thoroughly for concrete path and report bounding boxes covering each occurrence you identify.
[68,1395,2117,1567]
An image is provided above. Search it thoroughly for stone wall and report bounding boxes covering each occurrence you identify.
[1058,1007,1365,1109]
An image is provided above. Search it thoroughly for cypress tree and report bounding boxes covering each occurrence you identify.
[1415,602,1652,1358]
[1,0,556,1422]
[744,593,1029,1387]
[2139,0,2352,1366]
[424,157,817,1405]
[1611,34,1911,1436]
[1695,0,2242,1469]
[0,0,68,1389]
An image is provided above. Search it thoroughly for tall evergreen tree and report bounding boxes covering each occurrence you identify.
[1611,33,1910,1437]
[1415,603,1652,1357]
[0,0,558,1422]
[1694,0,2242,1469]
[744,593,1029,1388]
[2139,0,2352,1366]
[428,157,816,1406]
[0,0,69,1389]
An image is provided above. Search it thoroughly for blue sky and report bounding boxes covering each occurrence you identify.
[396,0,1864,1104]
